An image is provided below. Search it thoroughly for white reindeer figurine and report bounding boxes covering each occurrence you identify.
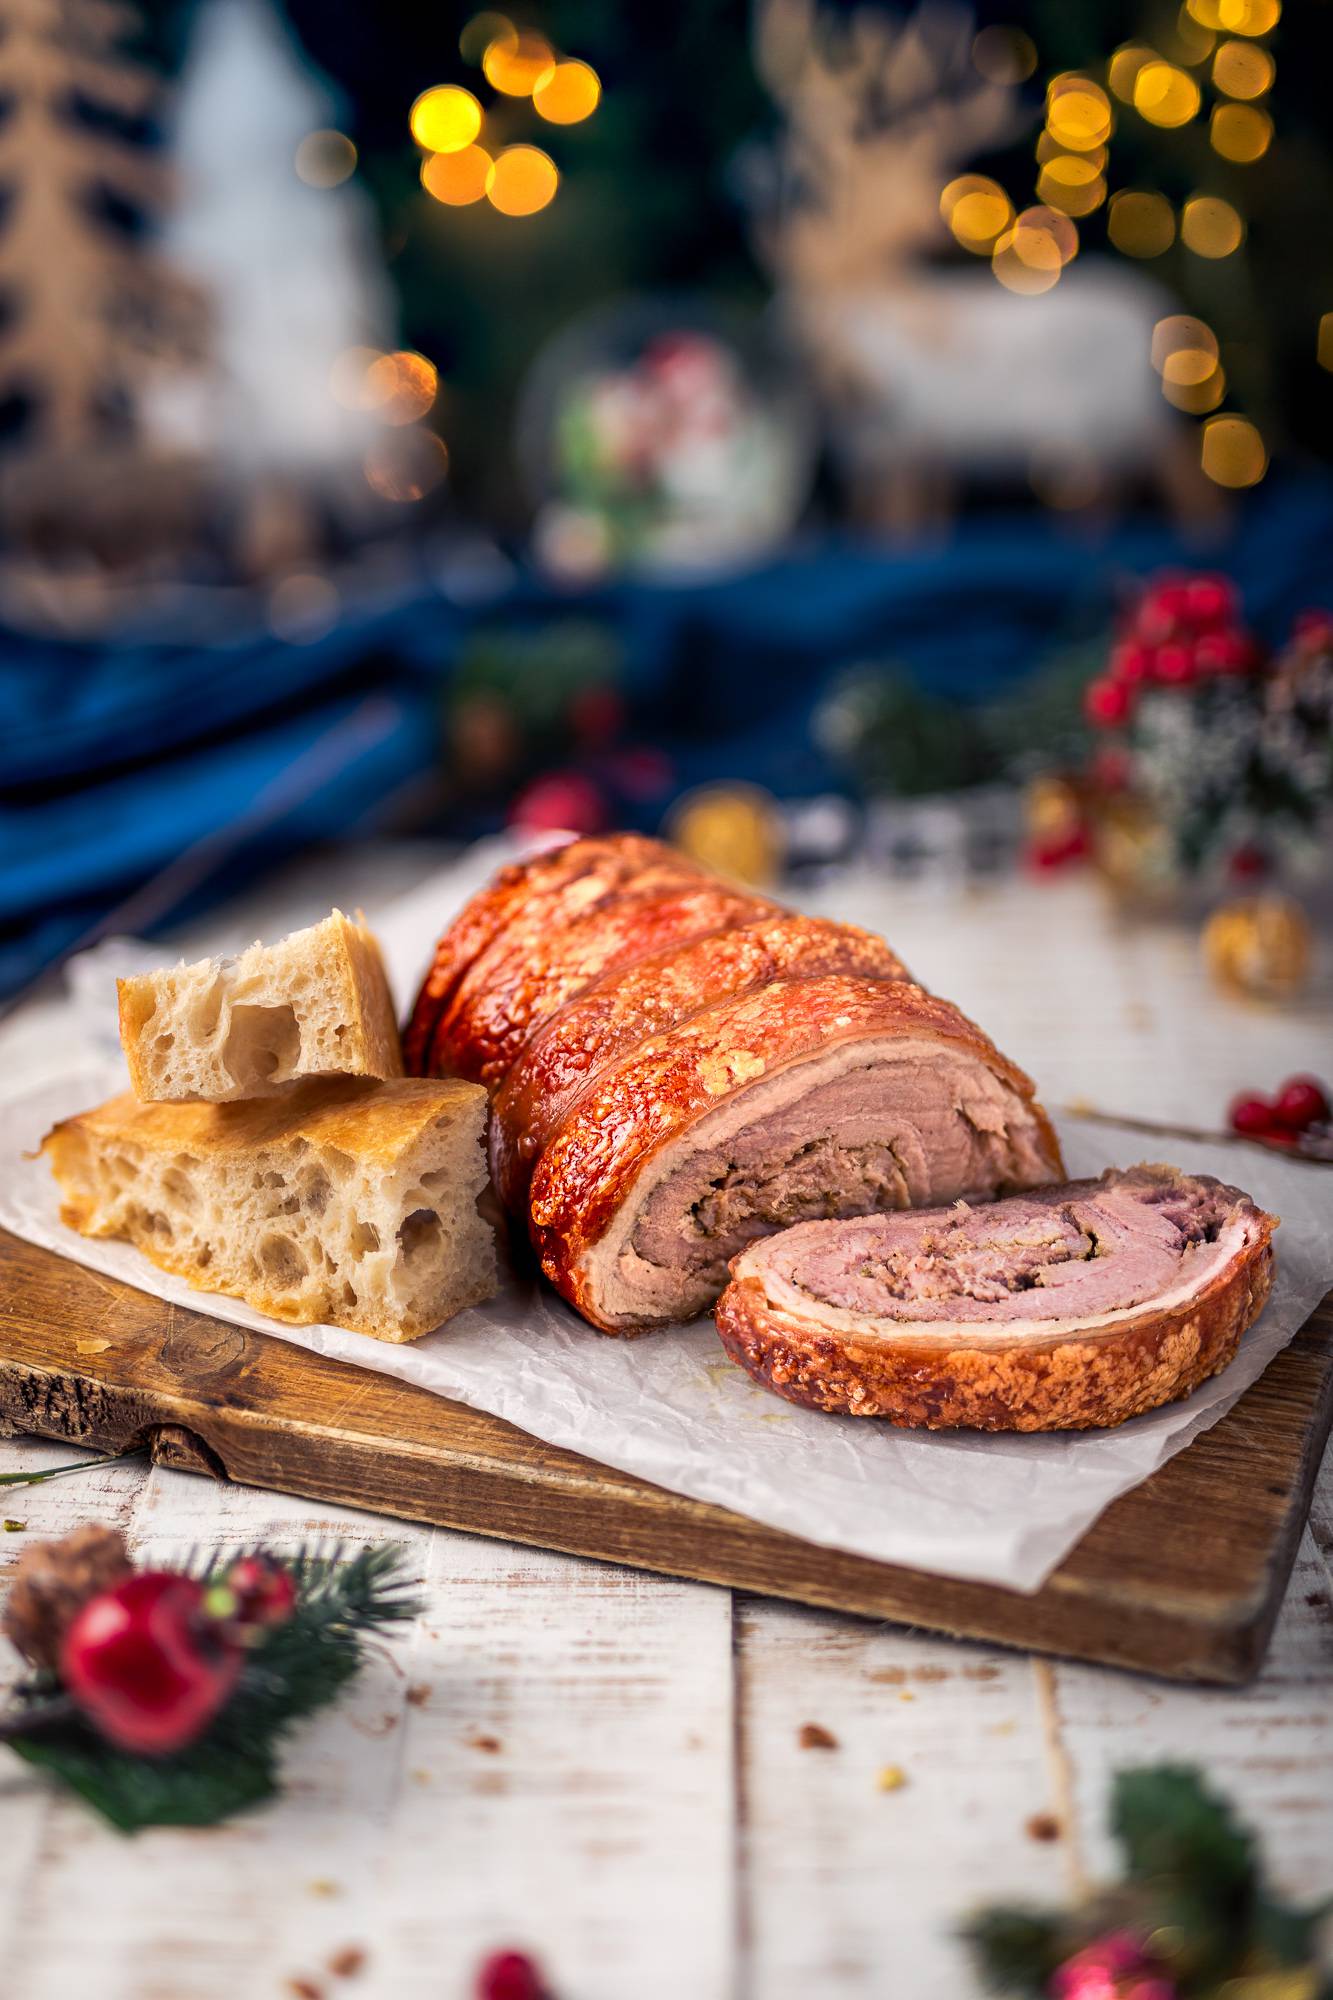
[753,0,1201,529]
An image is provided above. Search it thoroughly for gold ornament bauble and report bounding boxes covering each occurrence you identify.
[1202,894,1312,1001]
[668,783,784,887]
[1090,792,1177,904]
[1023,775,1081,844]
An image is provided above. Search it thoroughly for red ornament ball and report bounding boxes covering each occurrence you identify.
[224,1555,297,1631]
[1272,1075,1331,1132]
[476,1950,548,2000]
[509,772,606,838]
[1137,580,1191,643]
[60,1572,243,1756]
[1084,676,1130,727]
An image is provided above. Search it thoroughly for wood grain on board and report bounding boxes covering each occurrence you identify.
[3,1227,1331,1686]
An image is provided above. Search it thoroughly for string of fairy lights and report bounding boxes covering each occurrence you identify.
[293,14,602,507]
[941,0,1308,491]
[411,12,600,214]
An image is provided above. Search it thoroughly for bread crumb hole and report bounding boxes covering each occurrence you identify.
[163,1167,195,1208]
[221,1001,300,1090]
[349,1221,380,1257]
[398,1209,443,1264]
[259,1234,307,1288]
[154,1033,174,1052]
[301,1168,331,1215]
[325,1148,355,1182]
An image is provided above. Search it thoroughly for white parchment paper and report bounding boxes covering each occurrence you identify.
[3,854,1330,1593]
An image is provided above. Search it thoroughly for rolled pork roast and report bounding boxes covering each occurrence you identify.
[714,1166,1277,1429]
[406,835,1062,1333]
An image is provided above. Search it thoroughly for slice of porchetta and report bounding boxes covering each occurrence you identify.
[403,833,716,1075]
[528,974,1062,1332]
[713,1165,1277,1430]
[490,912,910,1211]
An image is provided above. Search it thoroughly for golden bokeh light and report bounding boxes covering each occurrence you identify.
[971,25,1037,83]
[363,351,439,425]
[1013,205,1079,267]
[365,430,449,503]
[1037,154,1106,216]
[1201,415,1267,487]
[1163,363,1227,412]
[1108,44,1156,102]
[410,85,482,154]
[460,11,511,64]
[532,58,601,124]
[485,144,559,216]
[329,346,383,410]
[1181,194,1245,257]
[992,225,1061,294]
[1172,7,1216,62]
[1320,313,1333,372]
[1036,130,1106,169]
[1213,38,1274,97]
[1133,60,1201,125]
[1045,74,1113,150]
[483,28,555,96]
[1217,0,1280,33]
[1108,190,1176,257]
[941,175,1013,251]
[1152,314,1220,384]
[1185,0,1226,25]
[421,145,493,206]
[1210,101,1273,159]
[294,130,357,188]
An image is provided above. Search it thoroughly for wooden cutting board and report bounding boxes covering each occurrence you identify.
[3,1225,1330,1685]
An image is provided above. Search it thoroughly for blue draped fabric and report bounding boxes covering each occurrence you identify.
[3,472,1332,997]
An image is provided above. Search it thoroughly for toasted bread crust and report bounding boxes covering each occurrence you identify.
[713,1213,1277,1431]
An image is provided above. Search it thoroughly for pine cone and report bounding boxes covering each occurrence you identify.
[2,1524,133,1669]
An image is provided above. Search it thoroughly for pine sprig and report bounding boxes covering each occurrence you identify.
[3,1542,423,1833]
[962,1767,1332,1997]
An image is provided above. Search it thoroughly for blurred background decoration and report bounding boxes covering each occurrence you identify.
[0,0,1329,1000]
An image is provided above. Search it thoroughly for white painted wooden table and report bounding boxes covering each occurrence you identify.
[2,849,1331,2000]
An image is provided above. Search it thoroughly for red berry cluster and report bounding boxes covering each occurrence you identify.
[1085,574,1261,729]
[1228,1074,1331,1145]
[59,1554,296,1756]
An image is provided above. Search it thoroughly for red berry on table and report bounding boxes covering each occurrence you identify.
[1272,1076,1331,1132]
[476,1950,548,2000]
[224,1555,297,1631]
[1153,640,1197,686]
[60,1572,243,1756]
[1228,1094,1276,1139]
[1084,676,1130,727]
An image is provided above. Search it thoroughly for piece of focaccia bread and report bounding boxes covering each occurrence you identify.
[43,1079,496,1343]
[118,910,403,1103]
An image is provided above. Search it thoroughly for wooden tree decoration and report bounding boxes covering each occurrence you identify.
[0,0,205,476]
